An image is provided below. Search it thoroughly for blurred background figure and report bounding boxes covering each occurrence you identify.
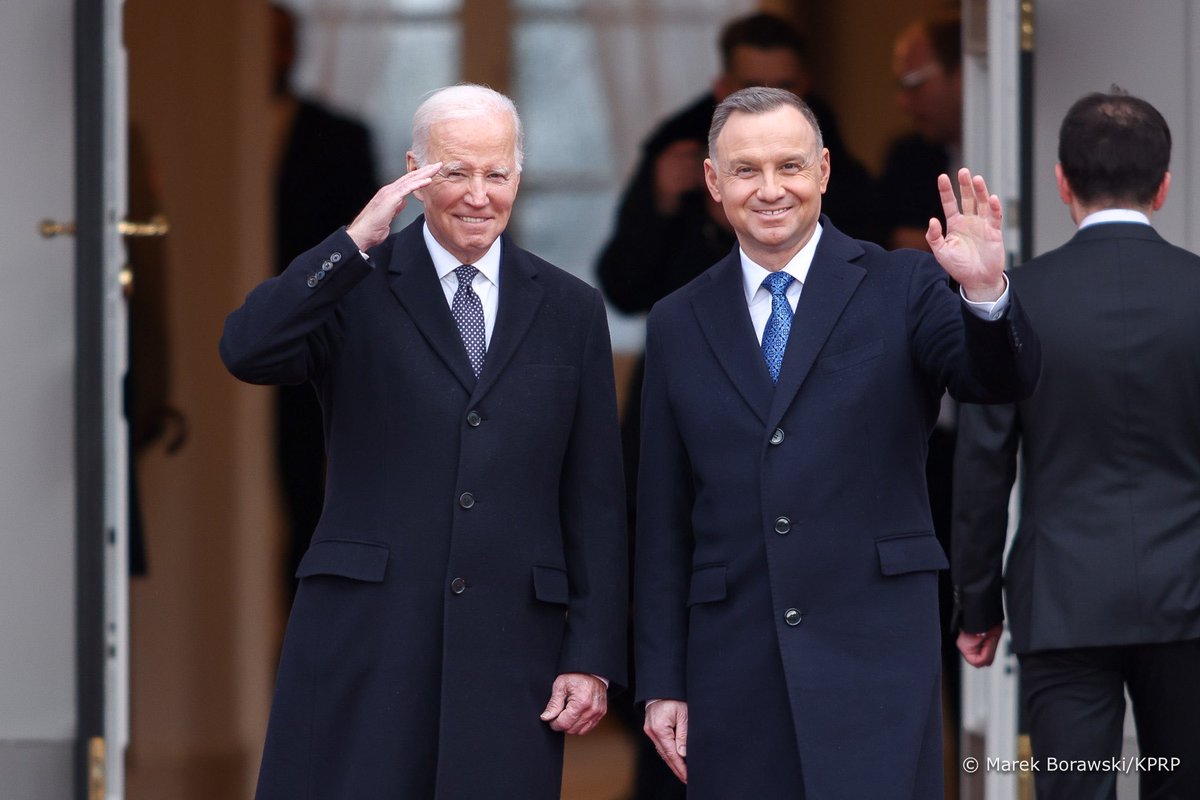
[270,3,378,604]
[880,10,963,252]
[126,123,188,577]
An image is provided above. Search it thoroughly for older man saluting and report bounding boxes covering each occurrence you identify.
[635,87,1040,798]
[221,84,627,799]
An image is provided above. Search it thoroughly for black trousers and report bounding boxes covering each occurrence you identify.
[1019,638,1200,800]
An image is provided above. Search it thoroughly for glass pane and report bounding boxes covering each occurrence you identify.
[513,22,615,175]
[297,0,463,12]
[385,0,461,11]
[509,189,615,282]
[365,24,460,228]
[514,0,587,9]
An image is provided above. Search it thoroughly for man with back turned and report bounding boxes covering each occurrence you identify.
[954,89,1200,800]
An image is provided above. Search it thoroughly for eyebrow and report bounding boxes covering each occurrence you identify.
[439,162,512,176]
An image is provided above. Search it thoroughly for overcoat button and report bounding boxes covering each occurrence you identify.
[322,260,333,270]
[784,608,802,626]
[329,252,342,263]
[466,410,482,427]
[774,516,791,534]
[459,492,475,509]
[769,428,785,445]
[450,577,467,594]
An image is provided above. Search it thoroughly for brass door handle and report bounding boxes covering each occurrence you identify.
[118,214,170,237]
[39,215,170,238]
[39,219,76,238]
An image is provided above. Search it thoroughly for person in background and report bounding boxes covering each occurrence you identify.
[270,3,379,603]
[880,11,963,251]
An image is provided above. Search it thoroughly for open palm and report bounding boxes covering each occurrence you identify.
[926,168,1007,301]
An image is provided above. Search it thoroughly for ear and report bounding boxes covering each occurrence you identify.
[703,158,722,203]
[818,148,831,195]
[1054,163,1073,206]
[1151,172,1170,211]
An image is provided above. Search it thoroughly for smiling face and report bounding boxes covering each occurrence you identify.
[704,105,829,270]
[407,111,521,265]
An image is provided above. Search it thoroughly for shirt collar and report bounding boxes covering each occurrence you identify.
[422,221,502,287]
[1079,209,1151,229]
[740,223,823,303]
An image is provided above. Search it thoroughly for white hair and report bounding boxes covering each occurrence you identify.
[411,84,525,172]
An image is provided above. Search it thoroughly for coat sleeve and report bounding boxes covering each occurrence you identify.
[219,227,370,386]
[906,254,1042,405]
[951,399,1020,633]
[555,289,630,688]
[632,310,695,704]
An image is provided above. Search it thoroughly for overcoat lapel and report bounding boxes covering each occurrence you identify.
[386,218,478,392]
[690,251,774,425]
[468,236,543,405]
[767,227,865,428]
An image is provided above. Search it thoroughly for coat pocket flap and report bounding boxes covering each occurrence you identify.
[687,564,728,606]
[296,539,389,582]
[532,565,570,604]
[876,532,948,576]
[819,338,884,373]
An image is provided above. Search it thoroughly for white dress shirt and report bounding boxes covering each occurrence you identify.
[422,222,501,346]
[1079,208,1150,229]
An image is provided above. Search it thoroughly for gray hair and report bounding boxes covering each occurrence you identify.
[411,84,525,172]
[708,87,824,166]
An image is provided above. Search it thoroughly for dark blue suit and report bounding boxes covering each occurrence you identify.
[634,218,1039,798]
[221,218,627,799]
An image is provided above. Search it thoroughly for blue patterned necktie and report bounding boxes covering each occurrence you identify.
[452,264,487,377]
[761,271,795,384]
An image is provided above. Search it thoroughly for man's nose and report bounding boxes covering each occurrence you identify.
[464,175,489,205]
[757,170,785,201]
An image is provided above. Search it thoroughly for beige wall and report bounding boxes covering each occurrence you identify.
[125,1,281,797]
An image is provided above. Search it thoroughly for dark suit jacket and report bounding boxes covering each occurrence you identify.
[221,218,627,799]
[953,222,1200,654]
[634,218,1039,799]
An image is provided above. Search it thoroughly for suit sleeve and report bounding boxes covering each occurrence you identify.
[220,227,369,386]
[632,310,694,704]
[951,400,1020,632]
[556,289,630,687]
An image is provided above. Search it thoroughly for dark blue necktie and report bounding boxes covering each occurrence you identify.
[452,264,486,377]
[761,271,795,384]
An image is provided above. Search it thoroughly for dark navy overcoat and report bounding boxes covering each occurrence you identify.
[221,217,627,798]
[635,219,1040,799]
